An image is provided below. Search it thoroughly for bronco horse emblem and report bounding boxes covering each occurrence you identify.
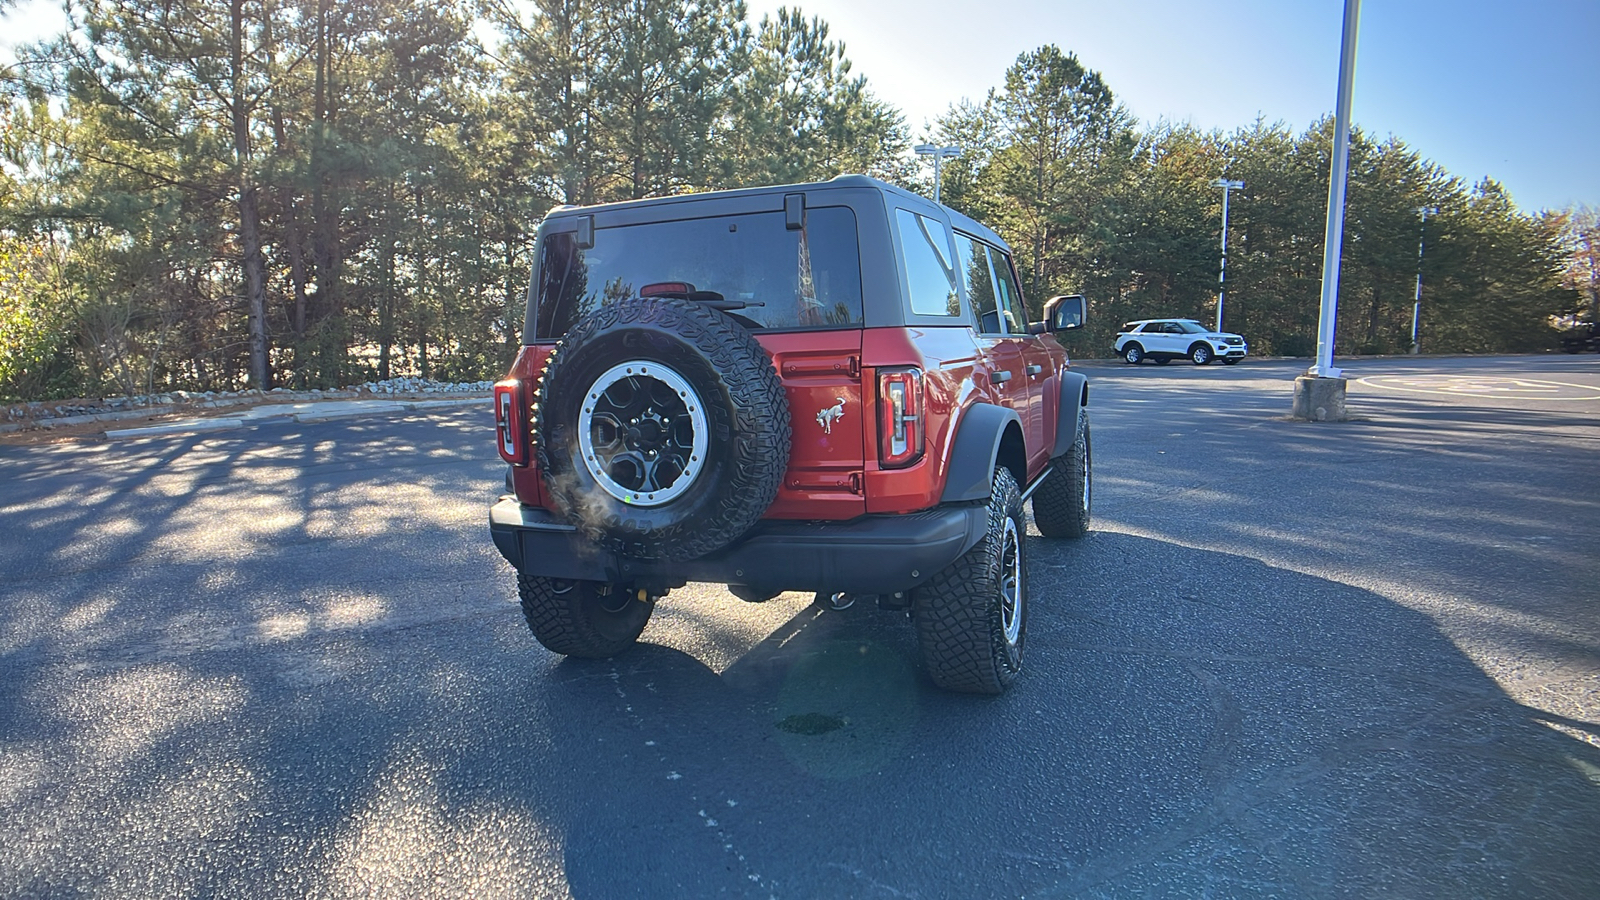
[816,398,846,434]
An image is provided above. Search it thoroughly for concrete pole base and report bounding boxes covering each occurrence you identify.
[1292,376,1348,422]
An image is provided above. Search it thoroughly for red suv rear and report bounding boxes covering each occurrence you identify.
[490,175,1091,693]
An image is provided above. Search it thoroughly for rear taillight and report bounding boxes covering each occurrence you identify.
[494,379,528,465]
[878,367,924,468]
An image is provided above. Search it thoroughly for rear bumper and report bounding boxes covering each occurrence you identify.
[489,497,988,595]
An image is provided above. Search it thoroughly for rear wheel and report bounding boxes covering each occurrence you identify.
[1189,343,1213,365]
[1121,344,1144,364]
[1031,410,1091,538]
[913,467,1027,694]
[517,574,655,658]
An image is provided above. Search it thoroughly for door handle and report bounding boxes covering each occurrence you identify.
[1026,364,1043,377]
[991,370,1012,384]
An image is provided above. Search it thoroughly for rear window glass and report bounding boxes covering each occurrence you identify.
[896,209,960,317]
[533,207,863,340]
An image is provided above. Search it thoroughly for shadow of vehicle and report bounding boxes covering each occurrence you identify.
[488,530,1600,898]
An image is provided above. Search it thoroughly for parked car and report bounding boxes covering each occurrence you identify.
[1114,319,1247,365]
[1559,322,1599,353]
[489,175,1092,694]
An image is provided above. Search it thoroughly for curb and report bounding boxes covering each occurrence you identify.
[105,419,250,439]
[3,389,363,435]
[103,395,489,440]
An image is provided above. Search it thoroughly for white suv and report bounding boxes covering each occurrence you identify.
[1113,319,1247,365]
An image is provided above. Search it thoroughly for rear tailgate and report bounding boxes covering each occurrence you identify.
[759,330,866,519]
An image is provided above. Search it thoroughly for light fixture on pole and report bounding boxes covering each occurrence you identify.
[914,144,962,205]
[1211,178,1244,332]
[1410,206,1439,354]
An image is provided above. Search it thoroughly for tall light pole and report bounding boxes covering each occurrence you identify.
[1410,206,1439,354]
[1212,178,1244,332]
[1310,0,1361,380]
[1292,0,1360,422]
[914,144,962,205]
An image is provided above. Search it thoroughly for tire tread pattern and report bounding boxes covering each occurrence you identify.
[1031,410,1091,539]
[912,468,1025,694]
[517,573,653,658]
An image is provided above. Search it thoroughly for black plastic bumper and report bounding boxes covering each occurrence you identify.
[489,497,989,595]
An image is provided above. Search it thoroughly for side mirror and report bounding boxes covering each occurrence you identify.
[1039,294,1085,333]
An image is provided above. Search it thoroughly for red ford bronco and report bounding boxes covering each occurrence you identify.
[490,175,1090,693]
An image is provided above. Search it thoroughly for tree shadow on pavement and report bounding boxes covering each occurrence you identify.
[1,407,1598,898]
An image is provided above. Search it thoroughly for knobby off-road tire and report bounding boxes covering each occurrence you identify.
[518,573,654,658]
[1031,409,1091,538]
[912,467,1028,694]
[536,296,791,562]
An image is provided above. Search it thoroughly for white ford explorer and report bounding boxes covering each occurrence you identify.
[1113,319,1247,365]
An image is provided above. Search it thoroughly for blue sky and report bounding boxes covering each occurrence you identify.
[6,0,1595,213]
[744,0,1598,214]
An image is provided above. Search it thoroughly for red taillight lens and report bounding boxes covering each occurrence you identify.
[878,367,924,468]
[494,380,527,465]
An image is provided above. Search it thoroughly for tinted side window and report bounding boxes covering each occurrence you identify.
[954,234,998,332]
[989,247,1028,334]
[533,207,864,339]
[895,209,959,317]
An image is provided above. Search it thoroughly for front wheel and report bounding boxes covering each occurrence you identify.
[1031,410,1091,538]
[1222,357,1241,365]
[1122,344,1144,364]
[518,574,655,658]
[913,467,1027,694]
[1189,344,1213,365]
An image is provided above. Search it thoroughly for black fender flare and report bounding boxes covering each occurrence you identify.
[940,402,1023,504]
[1050,370,1090,459]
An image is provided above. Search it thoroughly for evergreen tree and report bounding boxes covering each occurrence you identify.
[718,7,907,187]
[1,11,1588,400]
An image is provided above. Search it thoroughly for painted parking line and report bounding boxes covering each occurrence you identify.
[1358,374,1600,401]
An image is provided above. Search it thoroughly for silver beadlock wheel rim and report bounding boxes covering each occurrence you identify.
[577,361,709,507]
[1000,516,1022,645]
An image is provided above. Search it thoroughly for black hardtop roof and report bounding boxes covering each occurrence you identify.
[541,174,1011,254]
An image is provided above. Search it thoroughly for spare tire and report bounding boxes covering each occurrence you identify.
[535,295,791,562]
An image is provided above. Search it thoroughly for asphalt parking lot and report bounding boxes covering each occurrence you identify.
[1,354,1597,898]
